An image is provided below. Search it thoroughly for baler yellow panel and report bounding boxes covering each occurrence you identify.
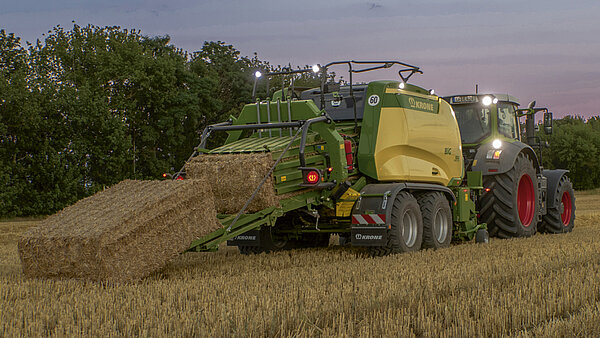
[374,98,463,185]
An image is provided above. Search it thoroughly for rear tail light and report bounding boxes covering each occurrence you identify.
[301,168,323,185]
[176,176,184,181]
[304,170,320,184]
[344,140,354,171]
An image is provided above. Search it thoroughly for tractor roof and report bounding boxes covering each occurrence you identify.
[443,94,520,106]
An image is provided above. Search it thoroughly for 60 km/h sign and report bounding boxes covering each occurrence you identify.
[368,95,380,106]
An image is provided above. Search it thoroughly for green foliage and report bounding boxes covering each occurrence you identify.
[1,25,325,217]
[540,116,600,190]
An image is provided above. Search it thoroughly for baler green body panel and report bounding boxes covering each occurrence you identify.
[187,99,348,252]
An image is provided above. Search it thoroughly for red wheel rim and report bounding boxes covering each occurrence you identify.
[517,174,535,227]
[561,191,572,226]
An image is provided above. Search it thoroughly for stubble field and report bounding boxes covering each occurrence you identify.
[1,192,600,336]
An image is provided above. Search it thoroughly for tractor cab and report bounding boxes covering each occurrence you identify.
[442,94,521,147]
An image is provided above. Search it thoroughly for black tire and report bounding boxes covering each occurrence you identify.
[238,227,289,255]
[369,191,423,256]
[417,192,452,249]
[475,229,489,244]
[539,175,575,233]
[479,152,539,238]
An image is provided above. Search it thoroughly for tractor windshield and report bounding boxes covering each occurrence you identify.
[497,102,519,139]
[452,104,491,144]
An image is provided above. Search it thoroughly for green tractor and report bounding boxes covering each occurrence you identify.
[442,94,576,238]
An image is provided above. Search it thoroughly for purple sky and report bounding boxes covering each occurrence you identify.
[2,0,600,118]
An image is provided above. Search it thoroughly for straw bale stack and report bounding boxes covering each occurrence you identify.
[184,153,280,214]
[18,179,220,282]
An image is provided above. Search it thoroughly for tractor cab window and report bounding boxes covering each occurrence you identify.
[452,105,491,144]
[497,103,519,139]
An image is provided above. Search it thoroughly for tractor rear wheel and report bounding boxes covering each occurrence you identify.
[539,175,575,233]
[479,152,539,238]
[417,192,452,249]
[369,191,423,256]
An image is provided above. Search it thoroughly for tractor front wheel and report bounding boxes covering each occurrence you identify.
[479,152,539,238]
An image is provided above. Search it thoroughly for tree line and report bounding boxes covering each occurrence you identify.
[1,24,599,217]
[0,25,279,217]
[539,116,600,190]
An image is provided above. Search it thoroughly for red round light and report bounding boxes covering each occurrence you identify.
[176,176,184,181]
[306,171,320,184]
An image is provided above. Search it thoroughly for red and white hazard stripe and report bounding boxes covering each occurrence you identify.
[352,214,386,225]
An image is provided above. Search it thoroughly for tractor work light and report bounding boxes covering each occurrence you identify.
[312,64,320,73]
[429,89,435,95]
[399,82,406,89]
[493,97,499,104]
[492,139,502,149]
[254,71,262,78]
[482,96,493,106]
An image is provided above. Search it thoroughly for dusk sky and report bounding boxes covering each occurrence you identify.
[2,0,600,118]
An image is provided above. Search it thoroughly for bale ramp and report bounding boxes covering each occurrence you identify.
[18,179,220,282]
[185,153,280,214]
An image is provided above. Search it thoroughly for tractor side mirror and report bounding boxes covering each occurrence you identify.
[528,100,536,109]
[543,111,553,134]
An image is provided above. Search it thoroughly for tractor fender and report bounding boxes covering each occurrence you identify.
[542,169,570,209]
[471,141,540,176]
[352,182,455,229]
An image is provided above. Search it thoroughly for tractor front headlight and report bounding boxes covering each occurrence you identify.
[492,139,502,149]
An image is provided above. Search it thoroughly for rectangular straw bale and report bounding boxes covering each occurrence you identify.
[18,179,221,282]
[184,153,280,214]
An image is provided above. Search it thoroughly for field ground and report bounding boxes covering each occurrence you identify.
[1,193,600,336]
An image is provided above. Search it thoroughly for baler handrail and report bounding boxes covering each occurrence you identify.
[171,119,233,180]
[299,115,329,167]
[197,119,304,154]
[208,121,304,131]
[322,60,420,73]
[197,120,233,153]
